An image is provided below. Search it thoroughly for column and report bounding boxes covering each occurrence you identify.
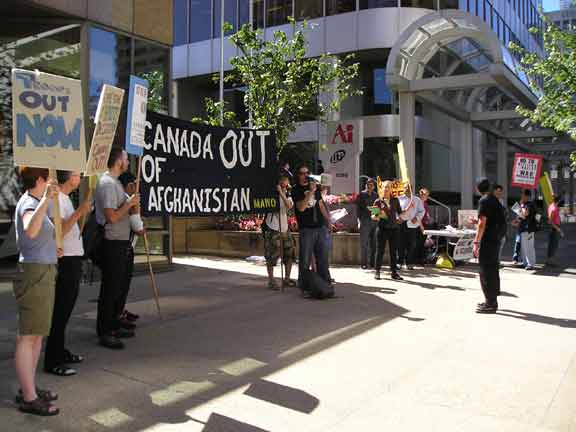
[497,138,508,203]
[460,121,474,209]
[398,92,416,187]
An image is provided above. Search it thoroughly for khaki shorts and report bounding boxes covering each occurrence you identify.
[13,263,57,336]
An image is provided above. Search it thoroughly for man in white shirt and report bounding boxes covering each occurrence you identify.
[397,183,425,270]
[263,175,295,290]
[44,171,91,376]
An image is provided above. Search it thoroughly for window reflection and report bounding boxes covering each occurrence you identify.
[267,0,293,26]
[295,0,323,20]
[401,0,436,9]
[173,0,189,45]
[360,0,399,8]
[326,0,356,15]
[214,0,238,38]
[253,0,265,28]
[190,0,212,42]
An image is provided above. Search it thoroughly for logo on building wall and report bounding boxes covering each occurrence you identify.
[331,123,354,144]
[330,149,346,163]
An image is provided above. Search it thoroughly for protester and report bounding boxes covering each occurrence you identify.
[117,172,145,328]
[417,188,431,264]
[43,171,91,377]
[512,189,537,270]
[279,161,293,183]
[263,175,295,290]
[397,184,425,270]
[95,148,140,349]
[372,180,409,281]
[473,179,506,314]
[546,194,563,267]
[357,178,378,269]
[492,184,508,262]
[293,165,332,290]
[13,167,61,416]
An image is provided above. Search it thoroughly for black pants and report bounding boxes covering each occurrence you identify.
[479,242,500,305]
[45,256,83,369]
[117,246,135,318]
[97,240,131,337]
[375,225,398,273]
[398,224,419,266]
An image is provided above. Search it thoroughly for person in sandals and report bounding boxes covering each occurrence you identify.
[13,167,62,416]
[263,175,295,290]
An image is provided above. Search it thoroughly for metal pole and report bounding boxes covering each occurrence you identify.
[248,0,253,128]
[219,0,225,126]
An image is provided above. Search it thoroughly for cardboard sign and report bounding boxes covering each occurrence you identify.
[539,172,554,207]
[511,153,543,189]
[453,236,475,261]
[11,69,86,170]
[141,111,278,216]
[85,85,125,176]
[390,180,406,198]
[125,75,149,156]
[397,141,410,184]
[322,120,364,194]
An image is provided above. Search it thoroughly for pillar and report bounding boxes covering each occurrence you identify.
[398,92,416,187]
[460,121,474,209]
[497,138,508,204]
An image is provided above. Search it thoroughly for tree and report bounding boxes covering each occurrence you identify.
[511,21,576,169]
[193,20,362,153]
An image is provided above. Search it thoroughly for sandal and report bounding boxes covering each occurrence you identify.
[16,388,58,403]
[283,279,297,288]
[63,350,84,364]
[267,280,279,291]
[18,398,59,416]
[45,365,77,377]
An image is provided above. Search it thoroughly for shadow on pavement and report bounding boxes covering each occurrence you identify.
[244,379,319,414]
[497,309,576,328]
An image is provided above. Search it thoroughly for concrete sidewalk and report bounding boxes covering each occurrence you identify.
[0,253,575,431]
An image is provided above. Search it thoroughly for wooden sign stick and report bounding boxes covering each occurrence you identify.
[48,169,63,251]
[78,175,97,235]
[135,156,162,318]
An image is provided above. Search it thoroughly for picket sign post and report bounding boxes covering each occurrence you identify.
[278,203,285,292]
[48,169,63,250]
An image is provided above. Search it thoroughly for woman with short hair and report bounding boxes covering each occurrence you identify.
[13,167,61,416]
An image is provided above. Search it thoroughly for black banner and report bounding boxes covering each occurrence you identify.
[141,111,278,216]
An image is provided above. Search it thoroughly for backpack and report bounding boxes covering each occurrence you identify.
[300,269,335,300]
[82,210,105,267]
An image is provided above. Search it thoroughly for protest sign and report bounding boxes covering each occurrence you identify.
[539,172,554,207]
[141,111,278,217]
[322,120,363,194]
[125,76,149,156]
[453,236,475,261]
[11,68,86,170]
[85,85,125,176]
[511,153,543,189]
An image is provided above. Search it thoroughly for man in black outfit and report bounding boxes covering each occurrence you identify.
[357,178,378,269]
[474,179,506,314]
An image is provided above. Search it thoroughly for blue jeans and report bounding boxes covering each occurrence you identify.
[547,230,561,260]
[298,227,331,288]
[512,233,522,262]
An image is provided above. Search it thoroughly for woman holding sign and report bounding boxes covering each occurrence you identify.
[13,167,61,416]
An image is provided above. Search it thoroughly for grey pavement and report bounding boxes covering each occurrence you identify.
[0,229,575,432]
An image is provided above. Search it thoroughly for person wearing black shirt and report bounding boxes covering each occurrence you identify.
[357,178,378,269]
[372,180,410,281]
[293,166,332,289]
[474,179,506,314]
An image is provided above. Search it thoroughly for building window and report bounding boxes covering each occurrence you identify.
[360,0,399,8]
[374,69,392,105]
[295,0,323,20]
[173,0,189,45]
[266,0,292,26]
[190,0,212,42]
[239,0,251,28]
[402,0,436,9]
[214,0,238,37]
[326,0,357,15]
[362,137,399,182]
[253,0,265,28]
[439,0,460,8]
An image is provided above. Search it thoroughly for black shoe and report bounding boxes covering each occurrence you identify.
[476,302,498,314]
[99,335,125,349]
[391,273,403,281]
[44,365,77,377]
[120,318,136,330]
[123,310,140,322]
[113,328,135,339]
[374,270,381,280]
[361,265,368,270]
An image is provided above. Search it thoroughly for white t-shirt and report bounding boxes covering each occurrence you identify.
[56,192,84,257]
[265,196,292,233]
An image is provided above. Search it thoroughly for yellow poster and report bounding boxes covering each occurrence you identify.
[397,141,410,184]
[539,172,554,207]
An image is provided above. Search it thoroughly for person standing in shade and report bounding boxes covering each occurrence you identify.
[397,184,425,270]
[492,184,508,262]
[474,179,506,314]
[263,174,296,290]
[293,165,332,289]
[44,171,91,377]
[357,178,378,269]
[373,180,410,281]
[545,195,563,267]
[13,167,61,416]
[513,189,537,270]
[95,148,140,349]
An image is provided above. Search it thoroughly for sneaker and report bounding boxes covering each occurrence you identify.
[391,273,403,281]
[120,318,136,330]
[407,265,415,270]
[374,270,381,280]
[361,265,368,270]
[476,302,498,314]
[99,335,125,350]
[525,266,535,271]
[113,328,135,339]
[123,310,140,322]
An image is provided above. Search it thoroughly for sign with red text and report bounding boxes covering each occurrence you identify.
[85,85,124,176]
[322,120,363,194]
[511,153,543,189]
